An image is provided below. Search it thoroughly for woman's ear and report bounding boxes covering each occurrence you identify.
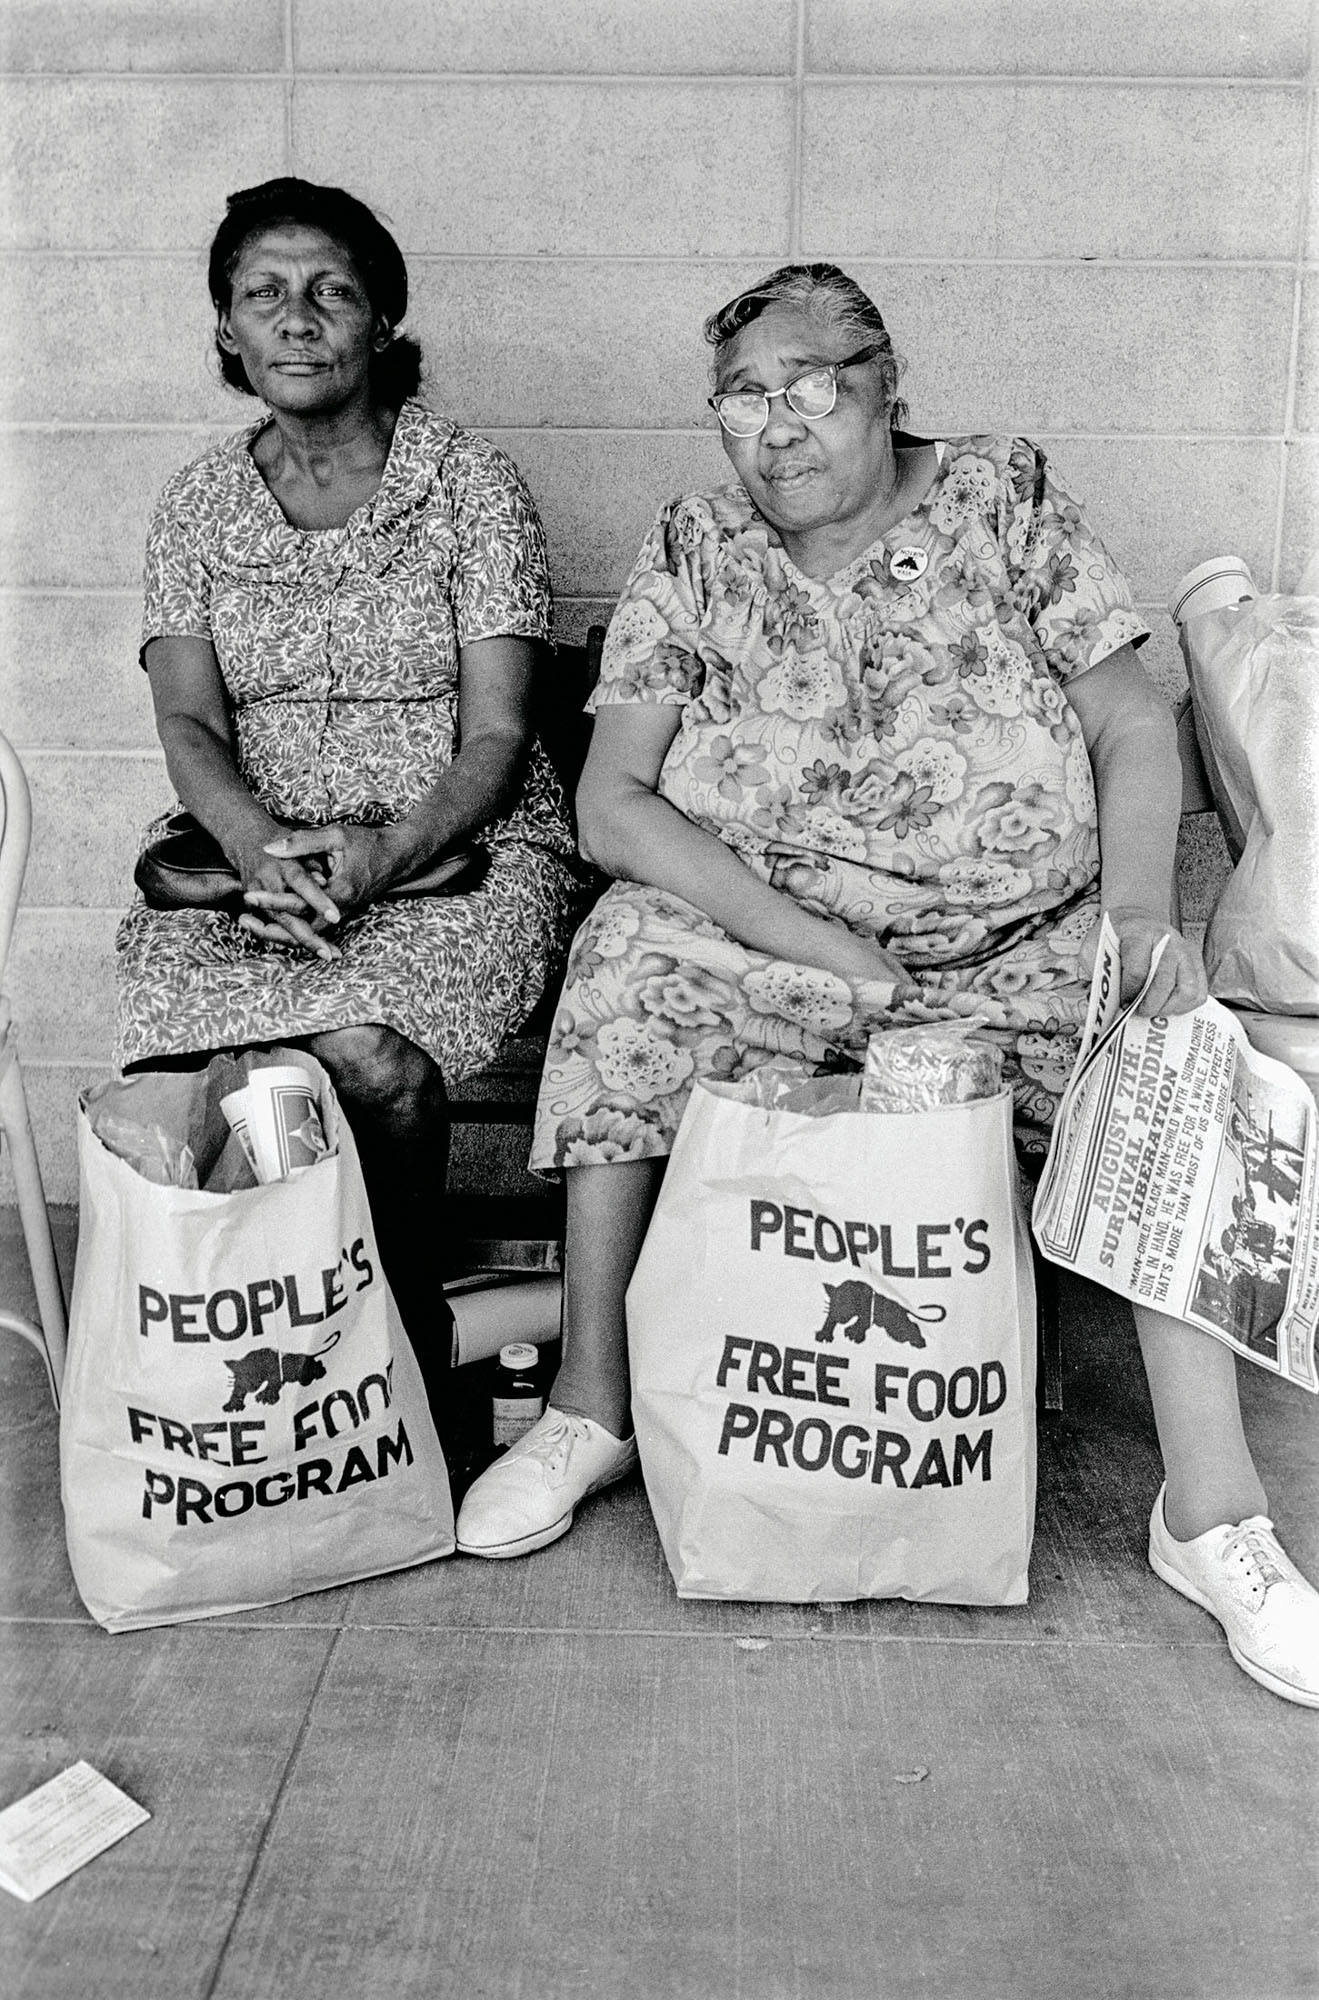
[216,310,238,356]
[372,317,393,352]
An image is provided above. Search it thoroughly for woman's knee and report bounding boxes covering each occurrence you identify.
[307,1024,442,1117]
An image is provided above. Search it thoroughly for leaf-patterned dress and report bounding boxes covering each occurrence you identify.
[531,435,1150,1169]
[116,399,580,1078]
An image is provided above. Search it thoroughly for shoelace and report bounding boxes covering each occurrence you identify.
[1224,1518,1288,1603]
[521,1411,589,1483]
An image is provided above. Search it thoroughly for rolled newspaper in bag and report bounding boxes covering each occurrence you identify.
[221,1064,329,1184]
[1169,557,1256,627]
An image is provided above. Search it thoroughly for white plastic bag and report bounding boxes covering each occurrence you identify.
[627,1071,1037,1605]
[60,1053,454,1631]
[1180,563,1319,1013]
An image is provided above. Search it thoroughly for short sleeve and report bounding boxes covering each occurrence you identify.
[589,497,709,713]
[1006,444,1150,684]
[140,475,213,662]
[447,439,551,646]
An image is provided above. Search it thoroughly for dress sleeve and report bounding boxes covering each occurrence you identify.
[1005,443,1150,685]
[448,438,551,646]
[589,496,708,712]
[140,473,213,663]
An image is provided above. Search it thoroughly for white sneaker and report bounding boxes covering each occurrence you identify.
[1148,1485,1319,1708]
[455,1407,639,1559]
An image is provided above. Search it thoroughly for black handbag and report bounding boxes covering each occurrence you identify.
[133,810,489,914]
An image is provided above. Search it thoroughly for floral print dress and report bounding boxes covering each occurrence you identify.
[532,435,1150,1169]
[117,400,580,1079]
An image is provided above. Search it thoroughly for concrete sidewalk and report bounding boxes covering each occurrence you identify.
[1,1211,1315,2000]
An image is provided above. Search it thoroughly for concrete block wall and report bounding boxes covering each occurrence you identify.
[1,0,1315,1201]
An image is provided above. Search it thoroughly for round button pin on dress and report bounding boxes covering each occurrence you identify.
[890,546,928,581]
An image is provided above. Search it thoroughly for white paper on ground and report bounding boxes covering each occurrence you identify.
[0,1761,150,1901]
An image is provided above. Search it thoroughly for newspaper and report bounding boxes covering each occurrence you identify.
[1033,915,1319,1390]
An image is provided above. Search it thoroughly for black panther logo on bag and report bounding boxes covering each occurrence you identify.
[222,1332,341,1412]
[813,1279,946,1349]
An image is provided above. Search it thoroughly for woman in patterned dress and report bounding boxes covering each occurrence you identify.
[116,178,579,1377]
[457,265,1319,1706]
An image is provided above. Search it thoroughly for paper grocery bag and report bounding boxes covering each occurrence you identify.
[60,1055,454,1632]
[1179,582,1319,1013]
[627,1073,1036,1605]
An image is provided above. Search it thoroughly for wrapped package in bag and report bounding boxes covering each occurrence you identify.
[1176,561,1319,1013]
[627,1070,1036,1605]
[60,1052,454,1632]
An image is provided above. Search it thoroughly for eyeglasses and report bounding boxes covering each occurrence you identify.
[709,348,877,437]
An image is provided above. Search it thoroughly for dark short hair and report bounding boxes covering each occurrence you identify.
[704,263,907,430]
[207,176,422,405]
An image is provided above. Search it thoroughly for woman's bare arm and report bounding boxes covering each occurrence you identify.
[260,633,537,923]
[576,703,908,990]
[1067,643,1207,1015]
[144,634,341,954]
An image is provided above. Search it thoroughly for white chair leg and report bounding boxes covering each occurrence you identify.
[0,1049,68,1407]
[0,1307,60,1408]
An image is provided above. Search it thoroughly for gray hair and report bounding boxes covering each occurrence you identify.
[704,263,908,430]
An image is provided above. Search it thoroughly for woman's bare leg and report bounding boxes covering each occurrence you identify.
[1137,1303,1319,1708]
[550,1159,666,1439]
[304,1025,451,1386]
[1134,1303,1267,1539]
[453,1158,660,1555]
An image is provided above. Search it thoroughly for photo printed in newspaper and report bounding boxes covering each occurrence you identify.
[1032,915,1319,1390]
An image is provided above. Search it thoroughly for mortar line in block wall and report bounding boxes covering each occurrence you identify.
[1270,76,1317,590]
[3,247,1312,274]
[283,0,296,170]
[0,422,233,435]
[17,747,164,762]
[12,903,142,917]
[0,1056,104,1071]
[411,253,1316,274]
[0,1061,114,1081]
[1273,308,1304,595]
[801,72,1309,90]
[788,0,806,259]
[1,70,1306,89]
[0,585,140,598]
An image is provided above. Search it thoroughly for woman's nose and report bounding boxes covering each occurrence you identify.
[761,399,808,445]
[278,293,318,336]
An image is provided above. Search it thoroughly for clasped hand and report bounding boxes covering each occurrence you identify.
[235,824,399,960]
[1080,905,1208,1016]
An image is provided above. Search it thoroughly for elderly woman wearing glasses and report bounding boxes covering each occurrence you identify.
[456,264,1319,1706]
